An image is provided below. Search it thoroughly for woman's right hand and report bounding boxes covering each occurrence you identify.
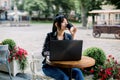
[69,25,77,39]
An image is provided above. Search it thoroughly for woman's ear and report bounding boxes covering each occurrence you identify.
[55,22,58,28]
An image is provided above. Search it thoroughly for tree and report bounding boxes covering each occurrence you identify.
[24,0,47,17]
[79,0,103,27]
[16,0,75,20]
[51,0,75,16]
[43,0,54,19]
[60,0,75,15]
[79,0,88,27]
[104,0,120,9]
[16,0,25,11]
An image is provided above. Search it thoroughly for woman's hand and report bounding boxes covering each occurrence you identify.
[44,51,50,57]
[69,25,77,39]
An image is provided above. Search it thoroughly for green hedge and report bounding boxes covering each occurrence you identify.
[83,47,106,66]
[2,39,16,51]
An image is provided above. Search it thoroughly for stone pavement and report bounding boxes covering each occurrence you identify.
[0,23,120,80]
[0,72,31,80]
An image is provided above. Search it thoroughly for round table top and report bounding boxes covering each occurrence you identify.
[47,56,95,69]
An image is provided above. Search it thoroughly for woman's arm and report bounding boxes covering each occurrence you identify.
[41,33,50,57]
[69,25,77,39]
[67,23,77,39]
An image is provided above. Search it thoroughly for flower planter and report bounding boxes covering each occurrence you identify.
[0,39,28,77]
[0,59,21,76]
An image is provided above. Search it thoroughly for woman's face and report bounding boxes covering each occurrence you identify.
[60,18,68,30]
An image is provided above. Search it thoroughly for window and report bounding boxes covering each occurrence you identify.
[100,14,105,20]
[4,1,7,7]
[115,14,120,20]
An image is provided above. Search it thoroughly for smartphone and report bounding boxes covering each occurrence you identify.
[66,22,73,30]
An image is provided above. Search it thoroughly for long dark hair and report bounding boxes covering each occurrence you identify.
[52,14,67,34]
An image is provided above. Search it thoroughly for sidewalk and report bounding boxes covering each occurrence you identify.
[0,23,120,80]
[0,72,31,80]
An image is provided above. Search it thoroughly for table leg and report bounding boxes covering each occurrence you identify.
[68,68,72,80]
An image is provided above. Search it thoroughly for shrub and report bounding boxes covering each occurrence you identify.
[2,39,16,62]
[2,39,16,51]
[92,55,120,80]
[83,47,106,67]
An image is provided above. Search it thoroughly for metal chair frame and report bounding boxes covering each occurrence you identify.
[0,45,12,80]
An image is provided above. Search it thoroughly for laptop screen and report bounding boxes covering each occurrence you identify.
[49,40,83,61]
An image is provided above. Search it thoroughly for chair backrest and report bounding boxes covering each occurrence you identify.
[0,45,10,63]
[0,45,9,50]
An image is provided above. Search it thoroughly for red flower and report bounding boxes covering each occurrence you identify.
[90,69,94,73]
[107,59,110,62]
[103,74,107,79]
[8,46,28,63]
[105,68,112,76]
[98,72,102,76]
[115,60,118,64]
[108,55,112,58]
[112,57,114,60]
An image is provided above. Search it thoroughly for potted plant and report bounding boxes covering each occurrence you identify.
[14,46,28,72]
[82,47,120,80]
[0,38,28,76]
[92,55,120,80]
[83,47,106,66]
[82,47,107,78]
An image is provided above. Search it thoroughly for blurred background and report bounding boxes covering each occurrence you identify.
[0,0,120,27]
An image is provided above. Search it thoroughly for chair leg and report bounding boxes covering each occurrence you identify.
[6,61,12,80]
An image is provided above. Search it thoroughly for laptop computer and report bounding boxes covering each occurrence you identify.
[49,40,83,61]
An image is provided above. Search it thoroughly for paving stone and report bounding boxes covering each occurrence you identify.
[0,24,120,79]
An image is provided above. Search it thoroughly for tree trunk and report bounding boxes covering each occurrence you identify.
[80,2,88,28]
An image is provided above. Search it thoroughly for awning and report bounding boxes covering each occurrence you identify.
[89,9,120,14]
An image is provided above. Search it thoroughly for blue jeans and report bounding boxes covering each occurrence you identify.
[42,64,84,80]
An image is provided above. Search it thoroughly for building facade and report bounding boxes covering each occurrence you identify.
[88,4,120,26]
[0,0,13,20]
[0,0,12,10]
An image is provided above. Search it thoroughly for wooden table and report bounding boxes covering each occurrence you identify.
[47,56,95,80]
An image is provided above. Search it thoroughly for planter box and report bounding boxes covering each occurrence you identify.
[0,59,21,76]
